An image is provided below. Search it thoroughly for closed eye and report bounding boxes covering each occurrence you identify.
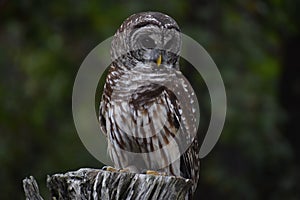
[165,37,177,49]
[139,35,156,49]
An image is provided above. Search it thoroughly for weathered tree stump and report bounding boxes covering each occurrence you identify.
[23,176,44,200]
[23,168,193,200]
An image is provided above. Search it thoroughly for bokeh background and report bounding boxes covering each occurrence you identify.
[1,0,299,199]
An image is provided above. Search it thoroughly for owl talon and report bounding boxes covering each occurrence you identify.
[145,170,166,176]
[102,166,118,172]
[119,168,130,173]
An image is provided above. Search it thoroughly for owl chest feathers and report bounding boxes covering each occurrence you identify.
[100,65,182,153]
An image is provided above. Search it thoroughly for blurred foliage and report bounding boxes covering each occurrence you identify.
[0,0,299,199]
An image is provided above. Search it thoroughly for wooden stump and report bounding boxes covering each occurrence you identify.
[23,168,193,200]
[23,176,44,200]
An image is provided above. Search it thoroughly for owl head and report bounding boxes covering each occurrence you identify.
[111,12,182,71]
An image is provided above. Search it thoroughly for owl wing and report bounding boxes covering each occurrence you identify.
[99,93,108,136]
[99,65,122,137]
[170,72,200,192]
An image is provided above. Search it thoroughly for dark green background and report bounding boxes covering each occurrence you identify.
[1,0,299,199]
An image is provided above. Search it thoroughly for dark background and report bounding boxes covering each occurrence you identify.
[1,0,299,199]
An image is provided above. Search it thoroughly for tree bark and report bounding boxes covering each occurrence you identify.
[23,168,193,200]
[23,176,44,200]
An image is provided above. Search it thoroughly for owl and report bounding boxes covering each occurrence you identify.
[99,12,200,198]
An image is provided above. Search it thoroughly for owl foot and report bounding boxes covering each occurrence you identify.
[145,170,166,176]
[119,168,130,173]
[102,166,118,172]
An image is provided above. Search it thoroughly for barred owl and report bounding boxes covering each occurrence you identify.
[99,12,200,198]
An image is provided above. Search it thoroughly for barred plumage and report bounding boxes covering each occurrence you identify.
[99,12,200,198]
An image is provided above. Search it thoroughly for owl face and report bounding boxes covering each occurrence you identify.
[111,12,182,71]
[129,25,181,69]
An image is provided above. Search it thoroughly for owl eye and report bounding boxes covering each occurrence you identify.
[165,37,177,50]
[140,36,156,49]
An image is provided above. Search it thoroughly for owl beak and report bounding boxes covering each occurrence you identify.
[156,54,162,67]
